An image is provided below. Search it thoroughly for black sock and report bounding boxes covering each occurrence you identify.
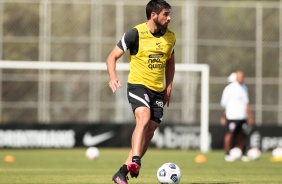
[120,164,128,174]
[132,156,141,167]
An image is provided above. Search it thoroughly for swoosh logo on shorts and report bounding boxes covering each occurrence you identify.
[83,131,115,146]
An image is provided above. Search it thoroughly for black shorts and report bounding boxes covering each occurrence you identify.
[127,83,164,124]
[226,119,247,134]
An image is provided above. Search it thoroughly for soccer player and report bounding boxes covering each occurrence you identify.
[106,0,176,183]
[220,70,254,162]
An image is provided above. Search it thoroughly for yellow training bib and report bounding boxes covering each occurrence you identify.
[128,23,176,92]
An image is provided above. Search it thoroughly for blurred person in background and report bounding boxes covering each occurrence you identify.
[220,70,254,162]
[106,0,176,183]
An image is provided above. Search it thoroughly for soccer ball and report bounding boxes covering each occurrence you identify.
[157,162,181,184]
[247,147,261,160]
[272,147,282,158]
[229,147,242,160]
[85,147,100,160]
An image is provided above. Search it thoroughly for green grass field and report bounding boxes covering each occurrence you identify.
[0,148,281,184]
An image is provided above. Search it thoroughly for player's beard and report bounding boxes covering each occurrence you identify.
[153,16,168,32]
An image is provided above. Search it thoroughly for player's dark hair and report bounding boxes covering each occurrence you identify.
[146,0,171,20]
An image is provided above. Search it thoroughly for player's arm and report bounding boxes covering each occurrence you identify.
[220,87,229,108]
[220,111,227,126]
[246,103,254,126]
[106,46,125,93]
[164,53,175,107]
[106,29,137,93]
[220,88,229,125]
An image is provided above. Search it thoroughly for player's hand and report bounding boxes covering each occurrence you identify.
[163,87,172,107]
[164,95,170,107]
[248,117,254,126]
[220,117,226,126]
[108,79,122,93]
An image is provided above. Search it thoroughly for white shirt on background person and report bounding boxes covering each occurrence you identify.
[220,81,249,120]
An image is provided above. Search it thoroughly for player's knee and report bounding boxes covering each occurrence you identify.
[226,132,234,136]
[136,115,150,127]
[136,118,150,129]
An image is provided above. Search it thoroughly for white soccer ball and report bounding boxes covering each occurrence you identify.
[272,147,282,158]
[157,162,181,184]
[229,147,242,160]
[247,147,261,160]
[85,147,100,160]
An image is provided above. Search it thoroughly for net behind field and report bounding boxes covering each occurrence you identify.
[0,62,206,125]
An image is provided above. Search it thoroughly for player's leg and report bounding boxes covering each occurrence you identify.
[238,120,251,162]
[224,120,236,154]
[141,89,162,157]
[237,131,248,161]
[127,87,163,178]
[242,121,252,154]
[141,120,159,157]
[131,106,151,157]
[113,84,149,183]
[224,120,236,161]
[126,84,152,178]
[125,118,159,179]
[237,132,245,152]
[224,132,236,162]
[122,120,156,164]
[224,132,233,154]
[127,106,151,178]
[113,109,150,183]
[234,120,244,150]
